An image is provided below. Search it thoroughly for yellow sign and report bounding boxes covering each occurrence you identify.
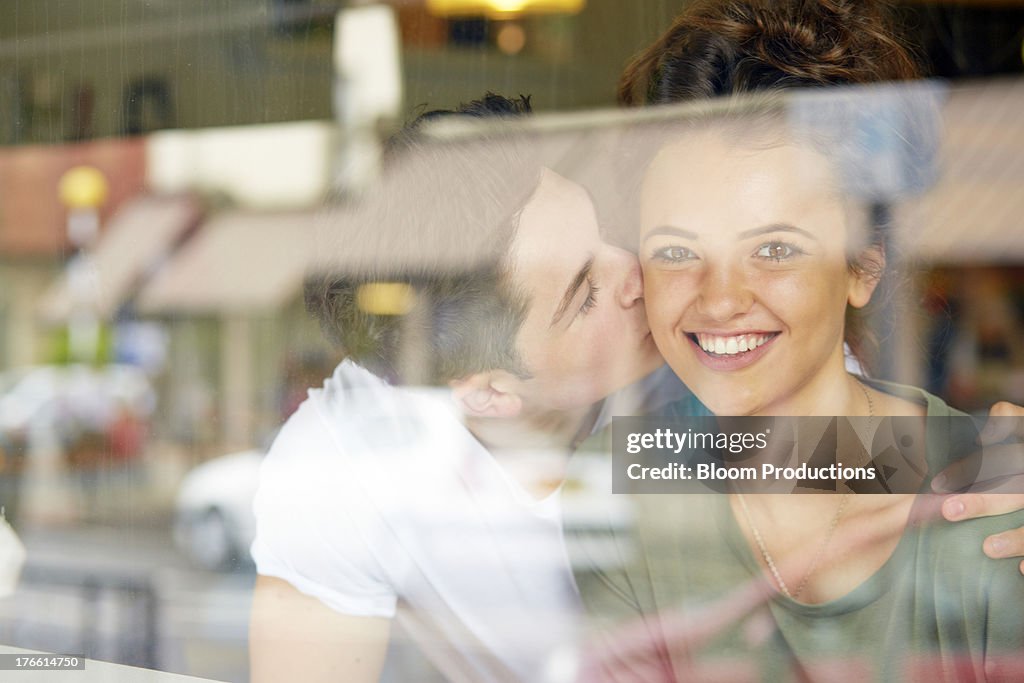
[356,282,416,316]
[58,166,109,209]
[427,0,585,18]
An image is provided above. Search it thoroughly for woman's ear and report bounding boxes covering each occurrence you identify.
[449,372,523,419]
[848,245,886,309]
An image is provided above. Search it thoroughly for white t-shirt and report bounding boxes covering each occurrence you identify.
[251,361,581,682]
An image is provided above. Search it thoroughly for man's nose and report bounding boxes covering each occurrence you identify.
[697,261,754,322]
[611,247,644,308]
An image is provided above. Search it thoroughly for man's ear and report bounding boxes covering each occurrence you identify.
[449,372,523,419]
[848,245,886,309]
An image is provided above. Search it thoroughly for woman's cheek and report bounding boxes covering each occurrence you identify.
[765,262,845,299]
[644,270,695,331]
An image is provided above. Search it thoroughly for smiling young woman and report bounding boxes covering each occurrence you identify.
[639,120,912,420]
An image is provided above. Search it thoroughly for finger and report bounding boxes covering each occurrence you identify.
[586,577,773,679]
[582,651,667,683]
[583,629,676,683]
[979,402,1024,445]
[584,616,678,680]
[941,491,1024,522]
[931,444,1024,493]
[982,526,1024,560]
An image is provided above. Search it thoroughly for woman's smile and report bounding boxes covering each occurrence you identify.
[686,331,781,371]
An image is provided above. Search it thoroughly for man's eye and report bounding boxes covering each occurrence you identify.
[578,276,599,317]
[650,246,697,263]
[755,242,802,261]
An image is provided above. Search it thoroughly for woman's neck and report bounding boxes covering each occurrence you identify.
[756,358,868,417]
[733,357,928,605]
[732,493,916,605]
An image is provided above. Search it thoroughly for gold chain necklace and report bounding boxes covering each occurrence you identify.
[736,381,873,601]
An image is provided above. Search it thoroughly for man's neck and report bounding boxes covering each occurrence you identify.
[463,402,602,497]
[465,401,600,453]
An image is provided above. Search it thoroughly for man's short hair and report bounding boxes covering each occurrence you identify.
[305,94,544,384]
[391,92,533,144]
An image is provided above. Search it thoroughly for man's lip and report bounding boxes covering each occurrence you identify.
[685,331,780,371]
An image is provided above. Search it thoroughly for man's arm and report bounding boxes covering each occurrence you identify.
[250,575,392,683]
[932,401,1024,573]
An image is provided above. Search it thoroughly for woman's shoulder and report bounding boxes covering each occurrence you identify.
[862,379,980,477]
[860,378,969,419]
[912,509,1024,640]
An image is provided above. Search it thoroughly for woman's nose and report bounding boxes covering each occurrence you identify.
[697,261,754,322]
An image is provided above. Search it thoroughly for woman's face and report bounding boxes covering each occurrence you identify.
[639,129,877,416]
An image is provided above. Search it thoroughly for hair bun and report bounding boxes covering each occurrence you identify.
[620,0,920,106]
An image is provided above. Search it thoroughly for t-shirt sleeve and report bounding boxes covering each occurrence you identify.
[250,400,399,618]
[926,510,1024,673]
[978,513,1024,667]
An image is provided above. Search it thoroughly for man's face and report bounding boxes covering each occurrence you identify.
[505,169,663,413]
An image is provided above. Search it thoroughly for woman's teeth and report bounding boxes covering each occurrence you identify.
[695,333,773,356]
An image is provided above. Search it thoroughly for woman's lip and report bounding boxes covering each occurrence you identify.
[686,331,780,371]
[687,329,777,336]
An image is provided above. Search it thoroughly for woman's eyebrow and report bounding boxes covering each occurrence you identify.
[642,225,698,242]
[739,223,818,241]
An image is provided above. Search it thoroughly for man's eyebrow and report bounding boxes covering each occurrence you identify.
[550,256,594,327]
[739,223,819,241]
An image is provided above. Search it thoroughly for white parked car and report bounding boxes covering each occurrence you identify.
[173,450,263,571]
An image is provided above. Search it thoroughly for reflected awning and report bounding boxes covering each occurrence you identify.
[897,78,1024,264]
[137,210,316,314]
[38,194,202,323]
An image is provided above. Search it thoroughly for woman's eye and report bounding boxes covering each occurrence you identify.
[755,242,802,261]
[651,246,697,263]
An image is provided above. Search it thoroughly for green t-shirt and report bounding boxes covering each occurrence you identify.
[571,383,1024,681]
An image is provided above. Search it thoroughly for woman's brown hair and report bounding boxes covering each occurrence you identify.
[619,0,920,107]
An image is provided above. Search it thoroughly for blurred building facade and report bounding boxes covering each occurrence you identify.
[3,0,1024,445]
[0,0,688,146]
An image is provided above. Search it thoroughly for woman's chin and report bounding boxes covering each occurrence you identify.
[699,393,763,417]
